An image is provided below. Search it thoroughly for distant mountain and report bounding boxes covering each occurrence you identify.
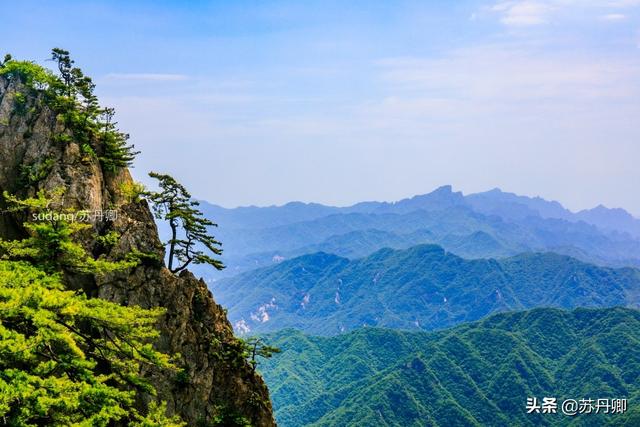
[217,228,509,276]
[259,307,640,426]
[466,188,572,221]
[199,201,341,230]
[468,188,640,239]
[576,205,640,239]
[199,185,466,230]
[212,244,640,335]
[189,186,640,278]
[358,184,467,214]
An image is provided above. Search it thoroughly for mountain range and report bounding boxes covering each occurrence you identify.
[212,244,640,335]
[191,186,640,425]
[188,186,640,279]
[259,307,640,426]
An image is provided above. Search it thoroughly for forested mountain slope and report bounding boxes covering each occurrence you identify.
[213,244,640,335]
[260,307,640,426]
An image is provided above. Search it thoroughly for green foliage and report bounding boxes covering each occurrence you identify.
[238,337,281,373]
[146,172,224,274]
[0,260,183,425]
[1,50,138,172]
[174,367,190,388]
[98,107,139,172]
[0,188,185,424]
[80,142,97,161]
[125,249,163,267]
[260,308,640,426]
[12,91,27,115]
[96,230,120,251]
[52,133,72,145]
[0,190,136,275]
[131,402,185,427]
[0,53,12,67]
[18,157,55,186]
[0,58,60,91]
[51,48,74,93]
[205,407,253,427]
[0,51,201,426]
[211,337,248,368]
[120,180,147,203]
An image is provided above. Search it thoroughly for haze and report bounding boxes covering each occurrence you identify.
[3,0,639,214]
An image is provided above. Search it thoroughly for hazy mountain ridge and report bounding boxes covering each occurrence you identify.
[203,185,640,236]
[468,188,640,239]
[259,307,640,426]
[212,244,640,335]
[188,186,640,278]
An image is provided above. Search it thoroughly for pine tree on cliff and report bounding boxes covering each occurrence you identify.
[0,190,184,426]
[1,49,276,426]
[48,48,139,171]
[147,172,225,274]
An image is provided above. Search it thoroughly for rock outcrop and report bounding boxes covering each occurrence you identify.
[0,74,276,426]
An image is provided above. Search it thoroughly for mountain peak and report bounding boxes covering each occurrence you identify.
[432,184,454,193]
[575,204,640,238]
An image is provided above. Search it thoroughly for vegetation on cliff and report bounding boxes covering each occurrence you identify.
[0,260,185,425]
[0,50,276,425]
[0,49,138,173]
[0,190,183,424]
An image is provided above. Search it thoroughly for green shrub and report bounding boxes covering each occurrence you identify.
[120,180,147,203]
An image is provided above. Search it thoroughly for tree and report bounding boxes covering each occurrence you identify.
[0,191,184,425]
[49,48,139,170]
[0,260,184,426]
[50,48,74,93]
[147,172,224,274]
[98,107,139,171]
[0,189,135,275]
[0,53,11,67]
[0,49,139,171]
[242,338,281,373]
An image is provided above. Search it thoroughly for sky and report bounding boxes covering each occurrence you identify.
[2,0,639,214]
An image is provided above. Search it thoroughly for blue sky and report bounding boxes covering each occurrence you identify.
[2,0,640,214]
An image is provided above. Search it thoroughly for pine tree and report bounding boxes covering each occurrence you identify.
[0,189,134,275]
[0,53,11,67]
[0,261,185,425]
[1,49,139,171]
[242,337,281,374]
[50,47,74,94]
[0,191,185,425]
[147,172,225,274]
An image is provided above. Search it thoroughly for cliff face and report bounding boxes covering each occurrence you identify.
[0,75,276,426]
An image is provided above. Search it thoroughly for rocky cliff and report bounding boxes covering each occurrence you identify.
[0,71,276,426]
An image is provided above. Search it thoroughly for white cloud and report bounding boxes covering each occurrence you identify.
[376,46,640,104]
[607,0,640,7]
[104,73,188,81]
[489,0,639,26]
[491,1,554,26]
[601,13,627,20]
